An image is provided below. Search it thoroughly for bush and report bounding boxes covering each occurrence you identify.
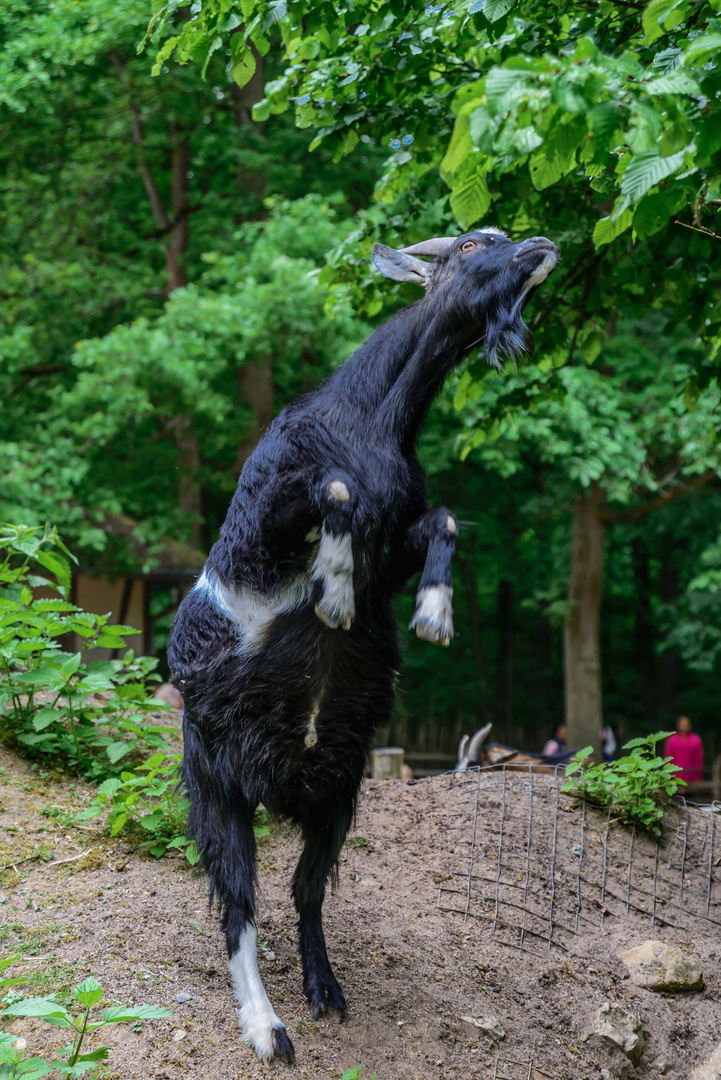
[0,523,173,780]
[562,731,685,836]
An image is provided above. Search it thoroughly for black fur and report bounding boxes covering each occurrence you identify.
[167,228,558,1060]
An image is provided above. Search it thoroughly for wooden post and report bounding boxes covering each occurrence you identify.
[564,483,605,757]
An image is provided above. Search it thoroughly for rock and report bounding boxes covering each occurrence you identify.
[176,993,192,1003]
[153,682,184,710]
[593,1002,646,1065]
[619,940,704,992]
[461,1015,505,1042]
[690,1042,721,1079]
[172,1029,187,1042]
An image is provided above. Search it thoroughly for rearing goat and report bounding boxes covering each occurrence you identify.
[167,226,559,1064]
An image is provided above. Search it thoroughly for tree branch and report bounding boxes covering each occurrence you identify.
[109,53,169,232]
[604,470,718,524]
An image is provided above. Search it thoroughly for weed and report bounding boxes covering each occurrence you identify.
[562,732,684,835]
[0,524,173,781]
[346,835,368,850]
[0,956,172,1078]
[339,1068,377,1080]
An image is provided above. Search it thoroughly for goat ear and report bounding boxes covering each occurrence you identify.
[372,244,432,287]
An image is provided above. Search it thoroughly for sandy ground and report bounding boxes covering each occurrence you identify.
[0,745,718,1080]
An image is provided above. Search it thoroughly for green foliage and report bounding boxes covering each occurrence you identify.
[0,959,171,1079]
[562,732,684,835]
[0,525,172,780]
[77,756,268,862]
[338,1068,377,1080]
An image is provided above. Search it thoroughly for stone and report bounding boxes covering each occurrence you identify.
[176,992,192,1003]
[690,1042,721,1080]
[593,1002,646,1065]
[461,1015,505,1042]
[618,940,704,992]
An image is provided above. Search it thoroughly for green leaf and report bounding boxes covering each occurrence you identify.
[619,147,692,205]
[593,208,634,249]
[483,0,516,21]
[449,170,491,229]
[73,977,104,1008]
[102,1005,173,1023]
[74,1048,109,1062]
[106,741,131,764]
[232,47,257,89]
[33,708,60,732]
[13,1059,51,1079]
[2,997,70,1021]
[529,151,574,191]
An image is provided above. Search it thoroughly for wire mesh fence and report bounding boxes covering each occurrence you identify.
[436,765,720,956]
[492,1055,556,1080]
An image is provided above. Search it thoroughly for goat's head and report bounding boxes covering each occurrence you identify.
[455,722,493,772]
[372,227,559,368]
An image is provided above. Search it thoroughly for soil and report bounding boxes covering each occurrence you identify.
[0,743,718,1080]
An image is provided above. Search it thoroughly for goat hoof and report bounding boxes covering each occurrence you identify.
[409,585,453,647]
[271,1025,296,1065]
[314,601,354,631]
[306,979,347,1021]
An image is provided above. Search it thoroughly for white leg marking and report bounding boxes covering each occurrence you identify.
[312,529,355,630]
[229,924,287,1063]
[410,584,454,647]
[328,479,350,502]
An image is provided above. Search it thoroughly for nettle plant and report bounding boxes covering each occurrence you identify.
[0,957,171,1079]
[562,732,684,836]
[0,524,172,779]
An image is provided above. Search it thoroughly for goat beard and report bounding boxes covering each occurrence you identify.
[483,304,533,371]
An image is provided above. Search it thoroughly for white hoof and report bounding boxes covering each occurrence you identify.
[410,584,454,647]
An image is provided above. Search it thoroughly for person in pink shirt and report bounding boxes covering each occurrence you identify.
[665,716,704,785]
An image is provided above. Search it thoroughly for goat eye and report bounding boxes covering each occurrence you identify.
[461,240,476,252]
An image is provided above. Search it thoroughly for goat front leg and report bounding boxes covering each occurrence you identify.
[406,507,458,647]
[311,471,356,631]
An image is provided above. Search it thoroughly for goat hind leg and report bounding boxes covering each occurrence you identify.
[293,810,351,1019]
[202,806,295,1064]
[407,507,458,647]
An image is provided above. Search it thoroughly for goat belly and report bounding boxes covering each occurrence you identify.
[169,585,400,816]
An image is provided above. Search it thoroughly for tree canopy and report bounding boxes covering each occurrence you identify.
[1,0,720,758]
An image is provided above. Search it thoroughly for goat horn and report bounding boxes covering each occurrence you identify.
[458,734,469,762]
[400,236,458,258]
[467,722,492,761]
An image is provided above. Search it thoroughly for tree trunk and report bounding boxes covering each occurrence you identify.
[166,124,190,291]
[235,357,274,477]
[632,536,654,719]
[497,577,515,745]
[658,533,681,722]
[564,483,605,756]
[457,542,491,724]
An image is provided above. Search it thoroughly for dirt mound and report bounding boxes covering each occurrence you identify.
[0,751,718,1079]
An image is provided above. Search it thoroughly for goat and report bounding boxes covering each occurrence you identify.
[456,724,575,772]
[167,226,559,1064]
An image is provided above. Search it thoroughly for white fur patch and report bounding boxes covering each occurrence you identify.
[229,924,287,1063]
[328,479,350,502]
[312,529,355,630]
[195,568,312,654]
[446,515,457,534]
[409,584,454,647]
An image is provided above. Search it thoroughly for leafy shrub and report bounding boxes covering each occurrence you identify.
[0,524,173,779]
[78,755,270,863]
[562,732,684,836]
[0,955,172,1078]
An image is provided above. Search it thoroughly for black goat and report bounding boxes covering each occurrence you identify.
[167,226,558,1064]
